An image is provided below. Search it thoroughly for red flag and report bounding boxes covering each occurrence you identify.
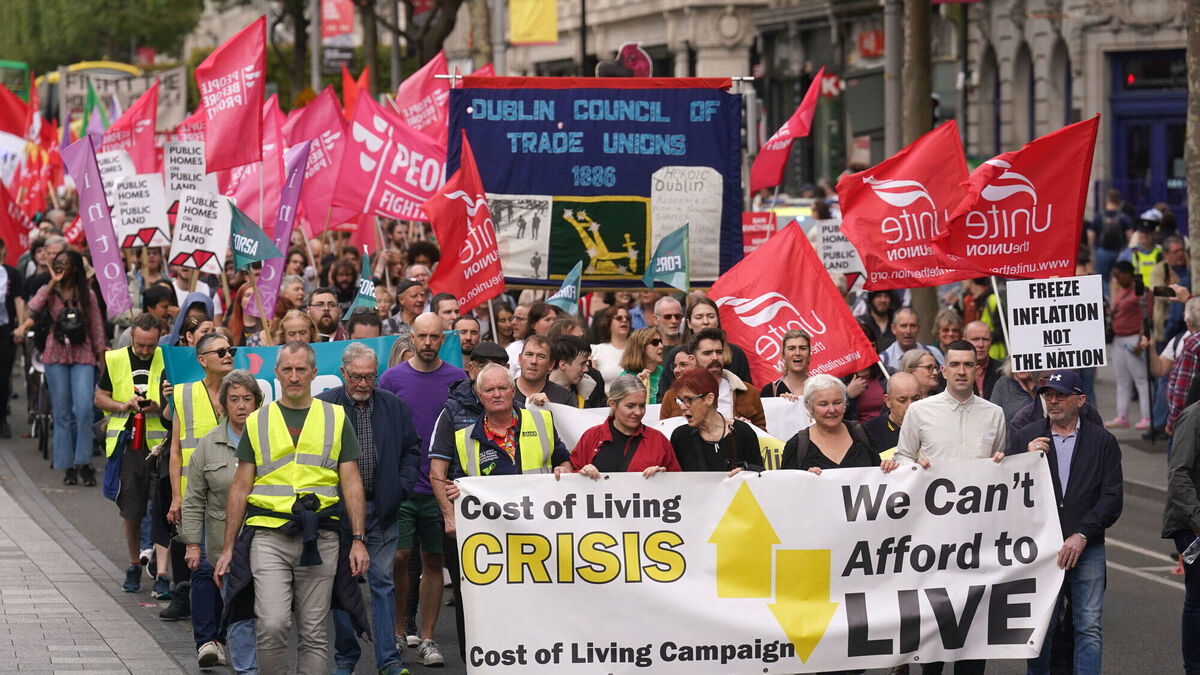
[100,81,158,174]
[174,106,207,141]
[935,116,1100,279]
[710,223,878,384]
[393,50,449,146]
[835,120,975,290]
[0,180,33,265]
[195,16,266,171]
[286,86,358,230]
[0,84,27,137]
[471,63,496,77]
[749,67,823,193]
[341,63,358,121]
[421,131,504,313]
[333,94,446,221]
[217,95,285,236]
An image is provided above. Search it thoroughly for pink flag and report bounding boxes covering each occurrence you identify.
[100,81,158,174]
[174,106,207,142]
[333,94,446,222]
[393,50,449,146]
[217,96,285,236]
[470,63,495,77]
[284,86,357,230]
[195,16,266,171]
[749,66,824,194]
[60,136,132,318]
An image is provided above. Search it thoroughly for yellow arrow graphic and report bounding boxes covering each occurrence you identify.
[708,482,780,598]
[769,549,839,663]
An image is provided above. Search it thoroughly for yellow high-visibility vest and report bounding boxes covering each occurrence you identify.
[454,409,554,476]
[102,347,168,457]
[244,401,345,529]
[172,381,219,495]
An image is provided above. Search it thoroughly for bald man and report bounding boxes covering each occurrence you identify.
[964,320,1006,399]
[863,371,923,459]
[878,308,943,374]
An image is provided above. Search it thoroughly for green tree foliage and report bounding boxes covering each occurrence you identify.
[0,0,204,74]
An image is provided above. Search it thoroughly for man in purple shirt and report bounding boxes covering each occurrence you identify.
[377,312,465,666]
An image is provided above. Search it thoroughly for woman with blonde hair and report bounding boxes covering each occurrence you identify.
[619,327,665,401]
[270,309,319,345]
[761,329,811,399]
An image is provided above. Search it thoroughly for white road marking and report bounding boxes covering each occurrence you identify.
[1107,560,1185,591]
[1106,537,1177,563]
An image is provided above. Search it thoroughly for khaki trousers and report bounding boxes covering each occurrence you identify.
[250,528,339,675]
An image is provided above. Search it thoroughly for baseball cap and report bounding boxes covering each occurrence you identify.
[1036,370,1084,397]
[470,342,509,366]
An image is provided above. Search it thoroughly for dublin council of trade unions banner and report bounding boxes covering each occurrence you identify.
[447,77,743,289]
[455,452,1064,674]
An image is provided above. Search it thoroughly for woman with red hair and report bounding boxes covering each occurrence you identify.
[668,369,761,473]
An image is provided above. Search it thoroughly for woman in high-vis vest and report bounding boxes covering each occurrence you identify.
[161,331,233,621]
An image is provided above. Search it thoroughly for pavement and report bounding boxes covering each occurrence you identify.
[0,361,1183,674]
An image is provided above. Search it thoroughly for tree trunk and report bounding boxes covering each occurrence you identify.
[467,0,492,68]
[1188,0,1200,293]
[289,1,309,101]
[359,1,378,96]
[902,0,938,342]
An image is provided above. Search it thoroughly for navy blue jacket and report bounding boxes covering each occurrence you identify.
[316,386,421,520]
[1012,415,1123,543]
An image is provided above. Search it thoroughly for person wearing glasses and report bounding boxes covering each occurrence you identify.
[307,287,348,342]
[590,304,632,392]
[660,328,766,429]
[377,313,466,666]
[653,295,685,349]
[899,348,942,397]
[318,343,421,675]
[162,333,235,629]
[668,369,762,473]
[761,329,811,400]
[620,327,665,402]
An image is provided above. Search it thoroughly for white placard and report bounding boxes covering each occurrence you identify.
[169,189,230,275]
[650,166,722,281]
[163,141,218,205]
[1005,275,1107,373]
[96,149,135,206]
[113,173,170,248]
[816,218,865,278]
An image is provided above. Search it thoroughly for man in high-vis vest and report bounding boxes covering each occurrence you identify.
[215,341,369,675]
[429,362,570,659]
[94,312,167,594]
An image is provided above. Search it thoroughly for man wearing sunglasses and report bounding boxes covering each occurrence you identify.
[318,342,421,675]
[654,295,685,349]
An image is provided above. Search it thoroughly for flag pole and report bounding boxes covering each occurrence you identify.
[46,180,60,210]
[219,270,233,328]
[258,160,264,230]
[989,276,1011,357]
[488,298,499,343]
[249,267,274,346]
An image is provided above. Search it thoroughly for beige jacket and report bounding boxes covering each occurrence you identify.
[180,421,240,561]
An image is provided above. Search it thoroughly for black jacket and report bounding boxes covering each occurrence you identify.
[1012,416,1123,543]
[1164,402,1200,537]
[220,526,370,637]
[316,386,421,521]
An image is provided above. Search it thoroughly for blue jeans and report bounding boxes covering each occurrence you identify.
[333,502,403,669]
[1094,247,1119,300]
[1027,543,1105,675]
[1154,373,1169,429]
[220,576,258,674]
[1174,533,1200,674]
[44,363,94,471]
[190,554,222,649]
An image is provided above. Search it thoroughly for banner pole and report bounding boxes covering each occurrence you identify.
[219,271,233,328]
[187,267,198,293]
[488,298,499,343]
[140,248,150,289]
[990,276,1011,354]
[258,160,264,229]
[46,180,60,210]
[249,267,274,346]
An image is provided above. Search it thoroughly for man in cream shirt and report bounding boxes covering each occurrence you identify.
[894,339,1005,675]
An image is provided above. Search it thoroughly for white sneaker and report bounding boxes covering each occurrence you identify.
[197,641,225,669]
[418,639,445,667]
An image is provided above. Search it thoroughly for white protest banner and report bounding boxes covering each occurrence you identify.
[169,189,230,275]
[96,149,136,206]
[456,452,1062,673]
[1005,275,1106,373]
[113,174,170,248]
[815,218,865,281]
[650,166,722,281]
[163,140,218,205]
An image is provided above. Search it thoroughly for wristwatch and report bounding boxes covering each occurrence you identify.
[351,533,367,543]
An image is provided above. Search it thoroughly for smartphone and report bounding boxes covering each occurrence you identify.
[136,398,153,408]
[1151,286,1176,298]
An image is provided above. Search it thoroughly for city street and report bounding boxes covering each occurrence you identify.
[0,364,1187,674]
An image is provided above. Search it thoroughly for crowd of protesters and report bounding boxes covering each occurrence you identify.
[10,186,1200,674]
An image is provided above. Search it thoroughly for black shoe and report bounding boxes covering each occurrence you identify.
[159,591,190,620]
[1142,427,1165,441]
[0,421,10,438]
[78,465,96,487]
[62,467,77,485]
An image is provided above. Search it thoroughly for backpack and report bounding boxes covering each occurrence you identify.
[1096,211,1126,251]
[53,298,87,346]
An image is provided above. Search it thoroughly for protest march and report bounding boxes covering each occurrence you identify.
[0,8,1196,675]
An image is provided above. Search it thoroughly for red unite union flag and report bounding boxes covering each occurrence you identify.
[835,121,976,290]
[936,115,1099,279]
